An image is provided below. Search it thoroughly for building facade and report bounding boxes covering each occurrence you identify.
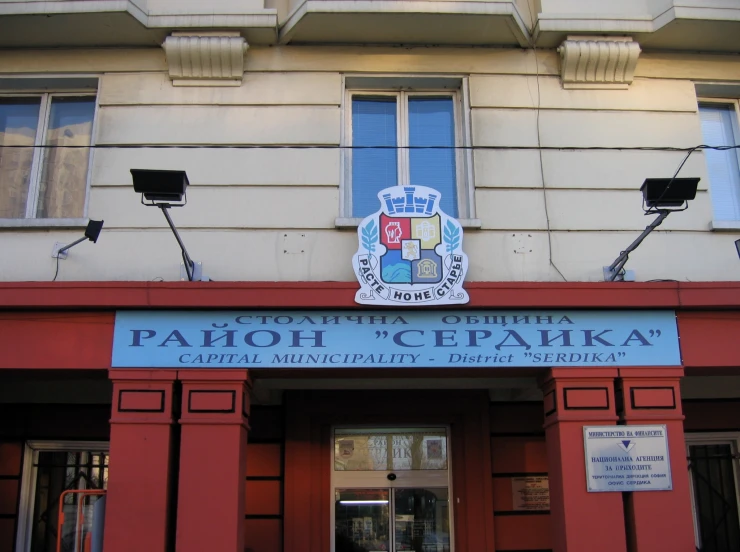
[1,1,740,551]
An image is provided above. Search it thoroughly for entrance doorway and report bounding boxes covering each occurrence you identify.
[331,427,453,552]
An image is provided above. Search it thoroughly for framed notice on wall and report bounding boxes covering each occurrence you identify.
[584,425,672,492]
[511,476,550,511]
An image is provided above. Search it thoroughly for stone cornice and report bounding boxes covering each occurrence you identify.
[163,32,248,87]
[557,36,641,89]
[1,282,740,309]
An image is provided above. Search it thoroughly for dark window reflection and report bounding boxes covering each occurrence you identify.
[394,488,450,552]
[335,489,390,552]
[690,444,740,552]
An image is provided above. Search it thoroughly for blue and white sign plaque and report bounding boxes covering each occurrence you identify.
[352,185,469,306]
[584,425,672,492]
[112,310,681,369]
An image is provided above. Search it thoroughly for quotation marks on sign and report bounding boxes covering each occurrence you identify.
[375,331,389,339]
[523,351,627,358]
[649,330,662,337]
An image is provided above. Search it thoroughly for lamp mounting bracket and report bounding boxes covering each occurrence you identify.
[603,209,671,282]
[158,204,206,281]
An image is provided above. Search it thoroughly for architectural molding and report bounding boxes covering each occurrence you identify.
[557,36,641,90]
[163,32,248,87]
[278,0,531,46]
[2,282,740,310]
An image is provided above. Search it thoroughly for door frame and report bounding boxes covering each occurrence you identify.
[284,389,494,552]
[330,425,455,552]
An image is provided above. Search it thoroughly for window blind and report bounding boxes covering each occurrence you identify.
[408,97,458,216]
[699,104,740,221]
[351,96,398,218]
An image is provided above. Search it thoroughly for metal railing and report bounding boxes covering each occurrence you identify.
[55,489,106,552]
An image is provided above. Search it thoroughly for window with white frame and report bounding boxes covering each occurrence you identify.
[16,441,108,552]
[698,101,740,224]
[343,79,472,221]
[0,92,97,221]
[686,433,740,552]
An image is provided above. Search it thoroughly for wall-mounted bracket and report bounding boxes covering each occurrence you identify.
[558,36,641,90]
[163,32,249,87]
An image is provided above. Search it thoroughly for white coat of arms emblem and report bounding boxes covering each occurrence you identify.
[352,185,469,305]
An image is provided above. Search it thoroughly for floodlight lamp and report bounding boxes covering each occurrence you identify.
[640,178,699,211]
[130,168,206,281]
[603,176,701,282]
[735,238,740,260]
[84,219,104,243]
[52,219,105,259]
[131,169,189,206]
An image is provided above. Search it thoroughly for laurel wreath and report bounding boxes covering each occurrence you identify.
[444,220,460,253]
[361,219,378,253]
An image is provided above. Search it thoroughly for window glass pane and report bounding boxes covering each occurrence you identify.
[352,96,398,218]
[0,98,41,218]
[408,97,458,217]
[335,488,390,552]
[37,96,95,218]
[699,104,740,221]
[394,488,451,552]
[335,428,448,471]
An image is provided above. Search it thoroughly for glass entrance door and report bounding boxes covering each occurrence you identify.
[332,428,453,552]
[394,488,450,552]
[335,488,390,551]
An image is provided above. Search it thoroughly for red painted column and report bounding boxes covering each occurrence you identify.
[104,370,178,552]
[618,367,695,552]
[540,368,627,552]
[176,370,250,552]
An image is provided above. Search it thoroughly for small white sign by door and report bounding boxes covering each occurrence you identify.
[584,425,672,492]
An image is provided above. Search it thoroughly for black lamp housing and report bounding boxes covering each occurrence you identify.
[131,169,189,205]
[53,219,105,260]
[735,238,740,260]
[84,219,104,243]
[640,177,699,209]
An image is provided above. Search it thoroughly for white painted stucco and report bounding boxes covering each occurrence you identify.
[0,4,739,283]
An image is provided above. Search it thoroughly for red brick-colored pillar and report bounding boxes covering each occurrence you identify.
[176,370,250,552]
[540,368,627,552]
[618,367,694,552]
[104,370,178,552]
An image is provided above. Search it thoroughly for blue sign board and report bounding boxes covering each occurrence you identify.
[112,310,681,368]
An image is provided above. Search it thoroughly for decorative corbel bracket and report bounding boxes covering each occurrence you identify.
[557,36,641,90]
[163,32,248,87]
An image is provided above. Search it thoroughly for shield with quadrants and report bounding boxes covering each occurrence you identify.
[352,185,469,306]
[379,213,442,285]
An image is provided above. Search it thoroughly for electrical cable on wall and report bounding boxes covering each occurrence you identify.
[7,97,737,284]
[2,144,738,151]
[52,254,62,282]
[17,142,738,282]
[524,0,568,282]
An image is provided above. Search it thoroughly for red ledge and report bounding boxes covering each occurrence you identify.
[0,281,739,309]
